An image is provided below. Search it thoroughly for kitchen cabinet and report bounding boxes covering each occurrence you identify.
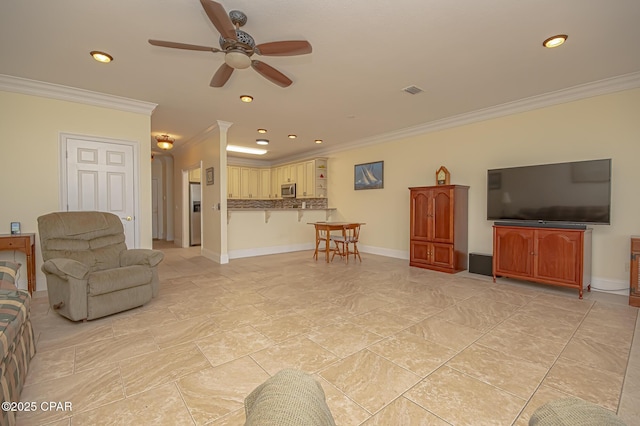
[630,237,640,307]
[409,185,469,273]
[271,168,280,199]
[188,168,201,183]
[281,164,295,183]
[241,167,260,199]
[228,158,327,200]
[260,168,271,198]
[492,224,592,298]
[227,166,266,199]
[227,166,241,199]
[295,162,306,195]
[239,167,250,198]
[296,160,317,198]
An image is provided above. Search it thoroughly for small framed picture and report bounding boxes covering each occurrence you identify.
[206,167,214,185]
[354,161,384,190]
[10,222,21,234]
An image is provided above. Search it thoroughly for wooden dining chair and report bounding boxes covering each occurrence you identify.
[330,223,361,264]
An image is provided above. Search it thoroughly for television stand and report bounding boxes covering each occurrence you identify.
[492,224,592,298]
[494,221,587,230]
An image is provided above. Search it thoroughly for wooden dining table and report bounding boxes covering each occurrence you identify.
[309,222,364,263]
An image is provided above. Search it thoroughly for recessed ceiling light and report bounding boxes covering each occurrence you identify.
[256,139,269,145]
[543,34,568,48]
[257,129,267,134]
[315,139,323,144]
[226,145,267,155]
[240,95,253,103]
[90,51,113,63]
[288,134,297,139]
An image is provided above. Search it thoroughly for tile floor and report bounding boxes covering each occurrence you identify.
[18,242,640,425]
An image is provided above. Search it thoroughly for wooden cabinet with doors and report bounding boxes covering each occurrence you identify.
[239,167,260,198]
[259,168,271,198]
[227,166,266,199]
[296,159,325,198]
[227,166,241,199]
[630,237,640,307]
[271,168,280,199]
[228,159,327,200]
[492,224,592,298]
[409,185,469,273]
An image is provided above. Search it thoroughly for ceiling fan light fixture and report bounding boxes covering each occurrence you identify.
[90,51,113,63]
[155,134,175,150]
[543,34,568,48]
[225,50,251,69]
[227,145,267,155]
[256,139,269,145]
[240,95,253,103]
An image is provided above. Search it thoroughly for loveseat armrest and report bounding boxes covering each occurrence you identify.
[120,249,164,268]
[42,258,90,280]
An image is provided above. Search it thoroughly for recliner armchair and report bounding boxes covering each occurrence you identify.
[38,211,164,321]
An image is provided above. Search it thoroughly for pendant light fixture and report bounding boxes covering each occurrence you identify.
[155,134,175,150]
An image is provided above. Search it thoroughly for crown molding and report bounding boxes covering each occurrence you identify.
[319,71,640,157]
[0,74,157,115]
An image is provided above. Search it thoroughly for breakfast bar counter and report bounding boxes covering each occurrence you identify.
[227,208,337,259]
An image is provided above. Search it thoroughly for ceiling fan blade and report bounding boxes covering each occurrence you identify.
[255,40,312,56]
[200,0,237,41]
[149,39,221,52]
[251,60,292,88]
[210,63,234,87]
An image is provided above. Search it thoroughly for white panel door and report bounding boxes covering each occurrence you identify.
[66,138,136,248]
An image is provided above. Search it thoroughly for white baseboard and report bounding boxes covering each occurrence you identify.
[590,276,630,296]
[228,243,315,259]
[227,243,410,261]
[359,245,409,260]
[201,247,229,264]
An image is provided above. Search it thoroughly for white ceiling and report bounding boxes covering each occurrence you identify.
[1,1,640,163]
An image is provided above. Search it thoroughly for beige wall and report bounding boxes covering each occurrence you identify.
[328,88,640,289]
[0,90,153,291]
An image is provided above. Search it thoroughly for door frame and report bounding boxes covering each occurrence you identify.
[59,132,141,247]
[182,162,202,248]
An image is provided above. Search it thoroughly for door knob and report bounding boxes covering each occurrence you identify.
[121,216,132,221]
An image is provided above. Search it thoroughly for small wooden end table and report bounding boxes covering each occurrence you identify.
[0,233,36,294]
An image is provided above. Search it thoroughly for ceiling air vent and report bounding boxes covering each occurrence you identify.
[402,85,424,95]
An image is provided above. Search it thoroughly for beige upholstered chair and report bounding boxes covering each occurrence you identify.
[330,223,361,264]
[38,211,164,321]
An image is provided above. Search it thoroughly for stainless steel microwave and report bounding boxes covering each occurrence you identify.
[281,183,296,198]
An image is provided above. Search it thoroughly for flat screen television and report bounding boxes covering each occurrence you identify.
[487,159,611,225]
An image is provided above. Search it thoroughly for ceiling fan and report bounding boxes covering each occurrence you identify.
[149,0,312,88]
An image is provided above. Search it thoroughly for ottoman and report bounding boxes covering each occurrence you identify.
[244,369,336,426]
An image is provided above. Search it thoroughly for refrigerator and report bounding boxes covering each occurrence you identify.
[189,183,201,246]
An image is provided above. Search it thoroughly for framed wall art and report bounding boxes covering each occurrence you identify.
[206,167,214,185]
[354,161,384,190]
